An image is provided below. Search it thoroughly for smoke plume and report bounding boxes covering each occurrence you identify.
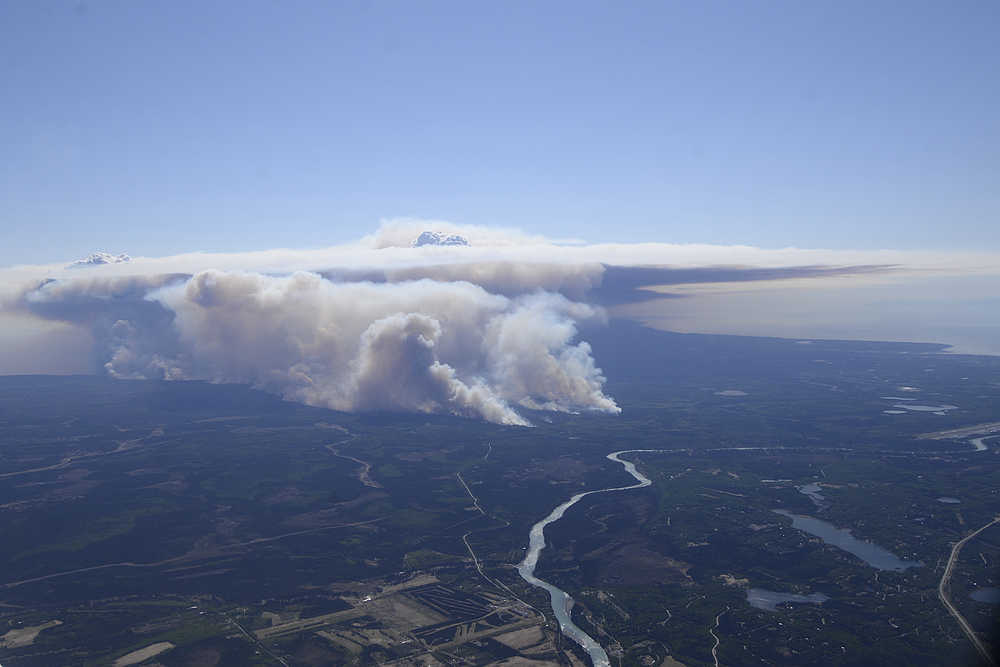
[17,270,620,425]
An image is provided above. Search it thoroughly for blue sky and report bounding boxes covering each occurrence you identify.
[2,0,998,266]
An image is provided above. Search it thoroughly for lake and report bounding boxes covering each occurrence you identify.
[893,404,958,413]
[773,510,922,571]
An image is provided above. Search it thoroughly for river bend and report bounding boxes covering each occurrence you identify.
[516,450,660,667]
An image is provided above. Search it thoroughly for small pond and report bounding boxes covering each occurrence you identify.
[970,588,1000,604]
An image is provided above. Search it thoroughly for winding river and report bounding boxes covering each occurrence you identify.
[516,450,659,667]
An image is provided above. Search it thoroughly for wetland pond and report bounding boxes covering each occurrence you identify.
[773,510,922,572]
[747,588,829,612]
[970,588,1000,604]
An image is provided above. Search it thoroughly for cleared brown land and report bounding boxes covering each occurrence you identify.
[0,620,62,648]
[112,641,175,666]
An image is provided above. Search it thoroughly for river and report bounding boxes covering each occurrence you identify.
[516,450,659,667]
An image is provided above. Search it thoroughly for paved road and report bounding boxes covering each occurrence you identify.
[938,516,1000,666]
[709,607,728,667]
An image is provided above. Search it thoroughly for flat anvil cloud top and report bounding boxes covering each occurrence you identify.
[3,221,999,420]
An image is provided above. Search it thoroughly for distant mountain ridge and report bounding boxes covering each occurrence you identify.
[69,252,131,268]
[412,231,470,247]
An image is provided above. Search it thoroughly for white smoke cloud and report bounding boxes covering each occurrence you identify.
[18,270,619,425]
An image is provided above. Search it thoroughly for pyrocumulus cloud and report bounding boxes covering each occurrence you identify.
[17,270,620,425]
